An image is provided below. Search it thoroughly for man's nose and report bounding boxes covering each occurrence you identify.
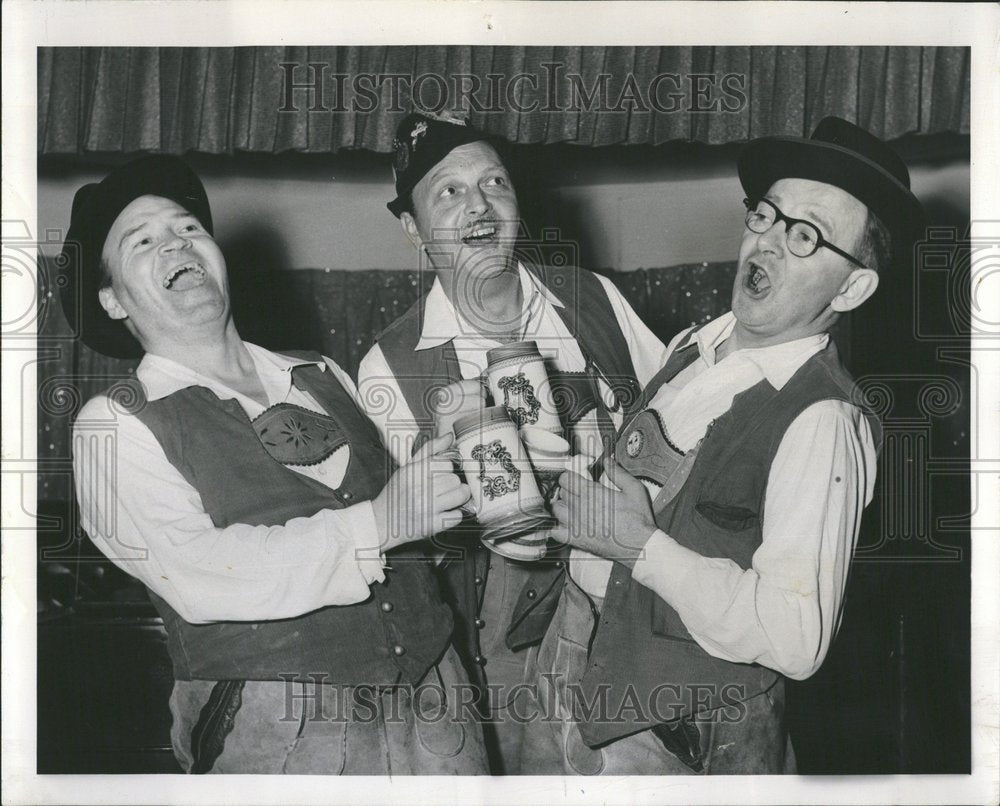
[756,219,786,254]
[160,233,191,253]
[464,186,491,218]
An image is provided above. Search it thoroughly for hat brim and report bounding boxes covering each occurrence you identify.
[738,136,925,253]
[60,156,213,359]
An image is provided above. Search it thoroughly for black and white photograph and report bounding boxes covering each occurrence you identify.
[3,2,998,804]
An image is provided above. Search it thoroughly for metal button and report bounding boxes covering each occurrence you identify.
[554,560,564,567]
[381,601,394,613]
[342,492,353,500]
[474,575,484,586]
[474,655,487,666]
[393,644,406,656]
[475,618,485,629]
[526,589,537,599]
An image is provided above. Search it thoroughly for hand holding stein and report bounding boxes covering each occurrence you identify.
[452,407,553,560]
[430,378,488,439]
[372,433,472,552]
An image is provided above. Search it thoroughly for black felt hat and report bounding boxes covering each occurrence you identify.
[59,155,213,358]
[387,112,500,218]
[738,117,925,265]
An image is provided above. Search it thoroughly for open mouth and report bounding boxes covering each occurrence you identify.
[461,220,501,246]
[745,260,772,296]
[162,262,207,291]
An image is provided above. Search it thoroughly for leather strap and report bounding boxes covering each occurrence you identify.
[189,679,246,774]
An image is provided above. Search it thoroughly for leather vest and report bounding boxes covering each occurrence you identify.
[130,352,452,686]
[575,335,881,747]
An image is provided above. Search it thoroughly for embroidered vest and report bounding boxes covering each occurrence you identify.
[130,352,452,685]
[575,336,881,748]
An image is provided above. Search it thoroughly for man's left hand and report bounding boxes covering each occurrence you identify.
[550,461,657,568]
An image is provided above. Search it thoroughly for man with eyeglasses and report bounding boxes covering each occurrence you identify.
[519,117,925,774]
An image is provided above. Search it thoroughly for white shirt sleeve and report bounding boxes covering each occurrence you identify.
[356,343,420,465]
[72,394,387,625]
[631,399,877,680]
[593,273,670,388]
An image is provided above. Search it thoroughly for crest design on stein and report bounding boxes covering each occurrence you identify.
[471,439,521,501]
[497,372,541,427]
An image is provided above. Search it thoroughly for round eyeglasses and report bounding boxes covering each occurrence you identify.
[743,198,866,268]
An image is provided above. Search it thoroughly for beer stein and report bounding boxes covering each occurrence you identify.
[484,340,562,434]
[520,424,571,503]
[453,406,552,559]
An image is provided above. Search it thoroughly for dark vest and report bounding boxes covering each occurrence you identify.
[575,334,882,748]
[374,265,643,676]
[130,352,452,686]
[376,264,643,441]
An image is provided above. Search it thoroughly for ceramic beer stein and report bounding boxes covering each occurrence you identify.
[453,406,552,559]
[484,340,562,434]
[519,424,571,503]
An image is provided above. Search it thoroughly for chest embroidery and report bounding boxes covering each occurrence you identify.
[252,402,348,467]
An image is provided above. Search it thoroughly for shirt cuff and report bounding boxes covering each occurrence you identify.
[630,528,704,608]
[333,501,387,585]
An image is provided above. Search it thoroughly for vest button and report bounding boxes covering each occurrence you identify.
[381,601,394,613]
[526,589,537,599]
[475,618,485,629]
[554,560,564,567]
[474,655,487,666]
[393,644,406,656]
[474,575,484,586]
[342,492,353,500]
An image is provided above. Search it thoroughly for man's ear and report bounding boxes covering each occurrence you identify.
[98,286,128,321]
[831,268,879,313]
[400,212,423,251]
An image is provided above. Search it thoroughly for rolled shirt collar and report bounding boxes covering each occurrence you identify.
[681,311,830,391]
[137,342,326,403]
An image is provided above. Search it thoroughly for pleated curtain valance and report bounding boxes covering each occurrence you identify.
[38,45,969,155]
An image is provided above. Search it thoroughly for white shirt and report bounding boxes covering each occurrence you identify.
[630,312,877,680]
[357,263,668,592]
[72,342,386,625]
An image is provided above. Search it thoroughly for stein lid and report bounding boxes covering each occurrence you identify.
[453,405,512,439]
[486,340,541,366]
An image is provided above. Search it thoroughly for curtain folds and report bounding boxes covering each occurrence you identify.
[38,46,970,155]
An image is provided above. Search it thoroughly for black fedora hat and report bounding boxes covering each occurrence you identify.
[387,112,502,218]
[738,117,925,266]
[59,155,213,359]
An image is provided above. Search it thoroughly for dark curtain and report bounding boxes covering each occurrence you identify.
[38,46,969,154]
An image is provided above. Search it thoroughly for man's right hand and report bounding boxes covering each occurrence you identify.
[372,432,471,552]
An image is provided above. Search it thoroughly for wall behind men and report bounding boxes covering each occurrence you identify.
[38,137,969,273]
